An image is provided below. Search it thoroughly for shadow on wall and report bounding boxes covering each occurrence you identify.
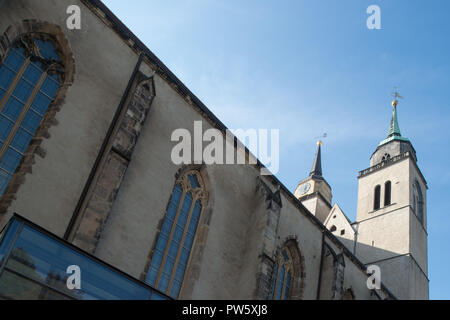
[329,235,428,300]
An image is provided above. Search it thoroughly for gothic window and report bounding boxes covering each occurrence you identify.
[270,248,294,300]
[384,180,392,206]
[373,185,381,210]
[412,181,424,224]
[0,37,62,196]
[382,153,391,161]
[145,170,207,299]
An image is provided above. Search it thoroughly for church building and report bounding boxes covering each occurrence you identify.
[0,0,428,300]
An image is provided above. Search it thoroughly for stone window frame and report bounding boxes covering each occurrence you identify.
[270,237,305,300]
[0,20,74,217]
[141,164,214,299]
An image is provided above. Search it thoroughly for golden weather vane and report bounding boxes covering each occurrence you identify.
[314,133,327,146]
[391,87,403,107]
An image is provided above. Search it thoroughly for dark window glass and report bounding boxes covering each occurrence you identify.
[384,181,392,206]
[374,185,381,210]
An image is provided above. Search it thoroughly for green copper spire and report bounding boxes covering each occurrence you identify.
[387,105,402,138]
[378,93,410,146]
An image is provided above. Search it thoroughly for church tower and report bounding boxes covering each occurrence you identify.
[295,141,332,223]
[355,94,429,299]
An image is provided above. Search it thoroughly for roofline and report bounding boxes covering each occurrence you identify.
[81,0,397,299]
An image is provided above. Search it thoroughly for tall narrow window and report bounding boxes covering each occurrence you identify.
[270,249,293,300]
[146,171,207,299]
[373,185,381,210]
[384,181,391,206]
[0,37,62,196]
[412,181,424,224]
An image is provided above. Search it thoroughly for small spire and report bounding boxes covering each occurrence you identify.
[310,141,323,178]
[387,104,402,138]
[387,88,403,138]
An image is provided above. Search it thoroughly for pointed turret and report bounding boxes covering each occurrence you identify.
[310,141,323,179]
[387,104,401,138]
[294,140,332,222]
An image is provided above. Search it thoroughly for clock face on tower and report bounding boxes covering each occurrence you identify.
[298,182,311,195]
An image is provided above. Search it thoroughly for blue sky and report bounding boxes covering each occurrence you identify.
[103,0,450,299]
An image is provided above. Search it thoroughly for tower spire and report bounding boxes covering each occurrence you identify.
[387,89,403,138]
[387,104,401,137]
[378,89,410,146]
[310,140,323,178]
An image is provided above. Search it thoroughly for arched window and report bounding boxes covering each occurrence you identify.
[382,153,391,161]
[270,248,293,300]
[373,185,381,210]
[0,36,62,196]
[146,170,207,298]
[384,180,392,206]
[412,181,424,224]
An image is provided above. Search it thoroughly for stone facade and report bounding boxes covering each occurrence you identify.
[0,0,427,300]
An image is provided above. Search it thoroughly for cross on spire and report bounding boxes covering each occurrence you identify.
[391,87,403,107]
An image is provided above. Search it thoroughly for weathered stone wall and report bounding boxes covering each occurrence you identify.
[72,75,155,253]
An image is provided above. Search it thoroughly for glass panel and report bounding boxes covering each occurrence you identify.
[21,110,42,135]
[284,271,291,300]
[22,63,43,86]
[282,250,289,261]
[0,219,20,266]
[10,128,32,153]
[146,266,159,286]
[34,40,60,61]
[0,147,22,173]
[170,279,182,298]
[2,96,25,122]
[0,67,15,91]
[4,225,154,300]
[146,185,183,287]
[155,191,193,296]
[0,88,5,102]
[150,291,167,300]
[0,115,14,142]
[0,270,46,300]
[40,76,60,99]
[3,48,26,72]
[0,170,12,196]
[188,174,200,188]
[30,92,52,116]
[11,79,33,103]
[275,266,285,300]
